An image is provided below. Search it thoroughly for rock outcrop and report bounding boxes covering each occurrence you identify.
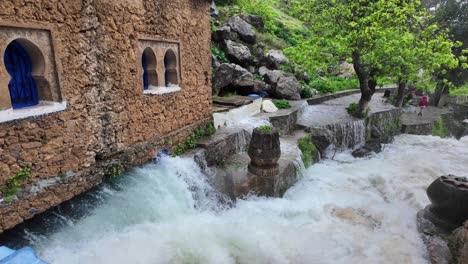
[227,16,257,44]
[223,40,252,65]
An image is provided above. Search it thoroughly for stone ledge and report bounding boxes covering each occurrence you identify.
[306,87,397,105]
[0,101,67,124]
[143,85,181,95]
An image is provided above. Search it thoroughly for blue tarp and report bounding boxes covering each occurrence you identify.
[0,247,48,264]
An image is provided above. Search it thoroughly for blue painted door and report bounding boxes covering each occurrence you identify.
[142,54,149,90]
[164,57,168,87]
[4,40,39,109]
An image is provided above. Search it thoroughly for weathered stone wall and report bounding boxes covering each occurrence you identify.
[0,0,212,231]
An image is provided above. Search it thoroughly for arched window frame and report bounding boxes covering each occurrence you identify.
[0,28,66,123]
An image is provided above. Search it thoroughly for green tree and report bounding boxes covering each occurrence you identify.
[292,0,460,113]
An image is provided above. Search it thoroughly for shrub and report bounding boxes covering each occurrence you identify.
[235,0,278,33]
[105,162,124,178]
[432,116,449,138]
[298,134,318,168]
[347,102,369,119]
[1,168,31,203]
[301,84,313,99]
[211,46,229,63]
[257,125,273,132]
[273,99,291,109]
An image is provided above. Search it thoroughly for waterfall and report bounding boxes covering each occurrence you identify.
[325,119,367,150]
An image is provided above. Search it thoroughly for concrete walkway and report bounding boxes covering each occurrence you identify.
[298,92,395,127]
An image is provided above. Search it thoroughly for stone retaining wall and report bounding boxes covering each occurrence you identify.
[0,0,212,231]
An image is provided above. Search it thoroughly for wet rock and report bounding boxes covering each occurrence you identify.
[227,16,256,44]
[426,175,468,231]
[197,128,251,167]
[239,14,264,31]
[212,26,238,43]
[261,49,289,70]
[451,221,468,264]
[417,208,454,264]
[352,139,382,158]
[223,40,251,65]
[307,127,335,156]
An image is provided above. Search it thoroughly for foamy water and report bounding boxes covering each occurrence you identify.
[25,135,468,263]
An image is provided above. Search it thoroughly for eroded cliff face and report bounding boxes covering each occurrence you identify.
[0,0,212,231]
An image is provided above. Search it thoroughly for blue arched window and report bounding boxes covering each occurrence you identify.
[142,53,149,90]
[164,49,178,87]
[4,40,39,109]
[142,47,157,90]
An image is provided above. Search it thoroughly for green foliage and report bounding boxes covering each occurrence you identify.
[205,123,217,137]
[450,83,468,95]
[257,32,288,51]
[301,84,314,99]
[171,124,217,157]
[235,0,278,32]
[211,47,229,63]
[347,102,369,119]
[309,77,359,94]
[254,74,264,81]
[105,162,124,178]
[273,99,291,109]
[432,116,449,138]
[256,125,273,132]
[298,134,318,168]
[1,168,31,203]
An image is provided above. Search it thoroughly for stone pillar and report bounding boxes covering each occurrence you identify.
[247,127,281,196]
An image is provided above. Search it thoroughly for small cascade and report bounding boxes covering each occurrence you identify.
[231,116,272,134]
[325,119,366,150]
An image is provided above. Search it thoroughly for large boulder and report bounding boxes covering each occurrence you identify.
[307,127,336,156]
[227,16,257,44]
[223,40,252,65]
[212,63,268,95]
[213,63,252,95]
[263,70,290,85]
[261,49,289,69]
[239,14,264,31]
[212,26,238,43]
[337,61,355,78]
[275,76,301,100]
[261,69,301,100]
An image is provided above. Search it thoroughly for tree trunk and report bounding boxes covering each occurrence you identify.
[395,78,406,107]
[352,51,372,113]
[434,82,449,107]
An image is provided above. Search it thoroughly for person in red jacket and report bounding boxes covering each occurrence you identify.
[418,94,428,116]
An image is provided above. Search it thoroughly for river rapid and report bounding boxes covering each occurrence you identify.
[6,135,468,264]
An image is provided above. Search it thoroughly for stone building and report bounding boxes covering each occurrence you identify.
[0,0,212,231]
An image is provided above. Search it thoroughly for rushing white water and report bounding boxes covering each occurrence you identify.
[23,135,468,263]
